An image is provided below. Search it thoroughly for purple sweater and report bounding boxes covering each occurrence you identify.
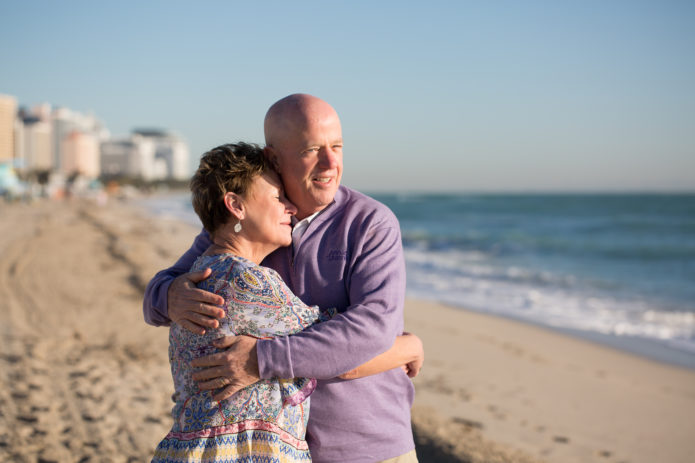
[143,186,415,462]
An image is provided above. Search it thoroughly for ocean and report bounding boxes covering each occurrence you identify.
[139,192,695,369]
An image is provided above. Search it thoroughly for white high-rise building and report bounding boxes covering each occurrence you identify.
[132,129,190,180]
[21,116,53,171]
[101,129,189,181]
[101,135,165,180]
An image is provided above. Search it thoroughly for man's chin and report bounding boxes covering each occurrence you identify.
[312,192,337,208]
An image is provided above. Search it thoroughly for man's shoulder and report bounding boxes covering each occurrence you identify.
[336,186,399,227]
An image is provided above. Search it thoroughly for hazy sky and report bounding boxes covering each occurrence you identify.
[2,0,693,192]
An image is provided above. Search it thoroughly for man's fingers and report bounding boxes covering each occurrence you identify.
[187,311,220,329]
[197,376,229,391]
[212,335,237,349]
[191,351,226,368]
[186,289,225,309]
[186,267,213,284]
[192,366,226,382]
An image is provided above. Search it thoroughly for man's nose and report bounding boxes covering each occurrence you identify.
[319,147,340,169]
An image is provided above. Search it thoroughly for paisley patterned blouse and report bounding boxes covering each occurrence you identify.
[152,253,332,462]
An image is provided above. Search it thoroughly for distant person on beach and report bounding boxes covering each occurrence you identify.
[144,94,422,462]
[150,142,420,461]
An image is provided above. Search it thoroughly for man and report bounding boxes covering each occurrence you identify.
[144,94,420,462]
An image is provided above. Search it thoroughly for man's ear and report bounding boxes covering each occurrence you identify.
[223,192,244,220]
[264,146,281,172]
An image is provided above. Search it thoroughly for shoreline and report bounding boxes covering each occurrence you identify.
[1,198,693,462]
[409,296,695,373]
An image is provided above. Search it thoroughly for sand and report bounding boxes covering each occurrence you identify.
[0,197,693,463]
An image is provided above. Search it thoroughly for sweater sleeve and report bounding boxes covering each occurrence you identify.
[257,217,406,380]
[142,229,212,326]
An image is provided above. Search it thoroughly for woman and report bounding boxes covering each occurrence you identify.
[152,142,422,462]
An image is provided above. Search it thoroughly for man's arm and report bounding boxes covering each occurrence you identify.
[258,216,406,380]
[194,331,423,402]
[143,229,224,333]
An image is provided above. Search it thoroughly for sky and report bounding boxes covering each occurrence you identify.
[1,0,694,192]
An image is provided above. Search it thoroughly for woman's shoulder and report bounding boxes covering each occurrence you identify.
[230,262,287,296]
[190,253,256,277]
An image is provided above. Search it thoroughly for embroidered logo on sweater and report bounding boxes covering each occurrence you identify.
[327,249,348,261]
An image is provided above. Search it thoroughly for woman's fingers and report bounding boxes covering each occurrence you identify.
[177,319,206,336]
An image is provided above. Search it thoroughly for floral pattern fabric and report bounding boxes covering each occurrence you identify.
[152,253,331,462]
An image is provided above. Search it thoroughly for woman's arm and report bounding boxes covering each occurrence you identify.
[338,332,424,380]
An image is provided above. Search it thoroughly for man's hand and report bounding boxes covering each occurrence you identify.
[168,268,226,335]
[191,335,260,402]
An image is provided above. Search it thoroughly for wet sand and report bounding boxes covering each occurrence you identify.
[0,198,693,462]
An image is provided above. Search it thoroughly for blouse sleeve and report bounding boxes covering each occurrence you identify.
[225,265,323,338]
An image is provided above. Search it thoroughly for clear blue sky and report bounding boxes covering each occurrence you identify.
[2,0,693,192]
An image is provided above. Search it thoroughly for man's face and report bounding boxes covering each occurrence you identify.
[271,111,343,220]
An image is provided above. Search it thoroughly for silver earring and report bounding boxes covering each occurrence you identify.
[234,221,242,233]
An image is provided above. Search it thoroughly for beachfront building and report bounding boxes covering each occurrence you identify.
[100,129,189,181]
[101,136,156,180]
[61,130,100,178]
[0,94,17,163]
[132,129,189,180]
[4,96,189,184]
[52,107,109,174]
[19,116,53,172]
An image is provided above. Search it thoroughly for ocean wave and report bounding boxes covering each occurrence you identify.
[404,248,695,353]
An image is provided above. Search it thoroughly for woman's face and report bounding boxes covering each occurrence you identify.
[241,170,297,248]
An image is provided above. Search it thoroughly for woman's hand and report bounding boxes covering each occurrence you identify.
[339,332,424,380]
[168,268,226,334]
[402,332,424,378]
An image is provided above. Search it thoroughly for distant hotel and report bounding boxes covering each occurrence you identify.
[0,93,190,182]
[101,129,189,181]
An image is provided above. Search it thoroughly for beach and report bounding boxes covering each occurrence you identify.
[1,198,694,463]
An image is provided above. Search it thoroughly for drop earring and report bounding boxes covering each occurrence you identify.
[234,221,242,233]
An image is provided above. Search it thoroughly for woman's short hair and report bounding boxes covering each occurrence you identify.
[190,142,268,234]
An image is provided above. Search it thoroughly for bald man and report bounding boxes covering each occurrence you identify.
[144,94,420,462]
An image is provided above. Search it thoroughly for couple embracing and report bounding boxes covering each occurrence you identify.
[143,94,423,463]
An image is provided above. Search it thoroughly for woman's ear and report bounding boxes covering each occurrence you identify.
[223,192,245,221]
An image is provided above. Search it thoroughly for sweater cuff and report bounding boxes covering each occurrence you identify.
[144,277,173,326]
[257,336,294,379]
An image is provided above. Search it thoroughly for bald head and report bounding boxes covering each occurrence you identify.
[264,94,340,148]
[262,94,344,219]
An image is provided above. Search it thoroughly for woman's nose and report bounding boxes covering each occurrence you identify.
[284,198,298,215]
